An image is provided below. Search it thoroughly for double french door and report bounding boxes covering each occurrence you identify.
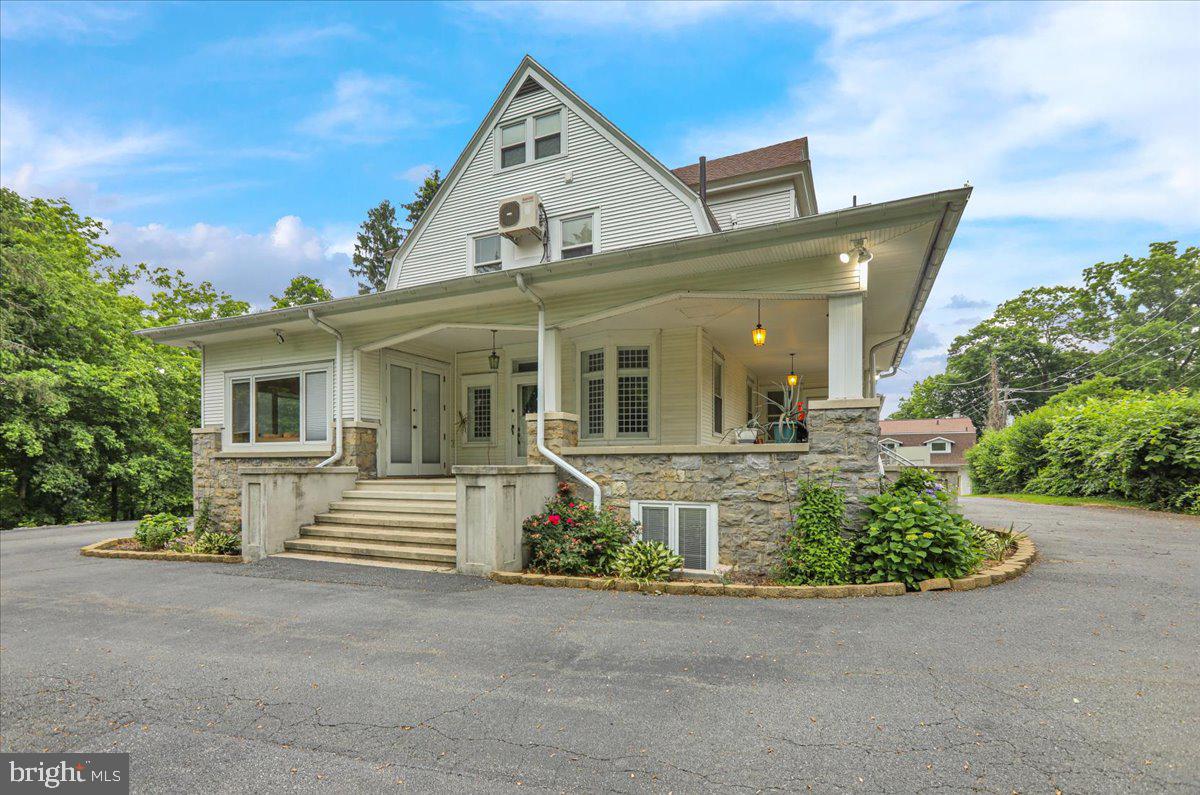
[384,355,448,476]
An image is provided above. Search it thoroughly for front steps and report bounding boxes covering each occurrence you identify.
[281,478,457,571]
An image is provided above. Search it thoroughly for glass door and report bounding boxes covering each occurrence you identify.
[385,357,447,476]
[513,380,538,463]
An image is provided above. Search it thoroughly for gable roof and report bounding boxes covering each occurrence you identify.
[385,55,711,290]
[879,417,976,435]
[672,138,810,187]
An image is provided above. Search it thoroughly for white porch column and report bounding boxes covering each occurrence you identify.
[827,294,864,399]
[542,326,563,412]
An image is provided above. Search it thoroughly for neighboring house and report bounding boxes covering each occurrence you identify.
[138,56,972,576]
[879,417,977,494]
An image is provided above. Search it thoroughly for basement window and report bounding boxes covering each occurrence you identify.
[632,501,718,572]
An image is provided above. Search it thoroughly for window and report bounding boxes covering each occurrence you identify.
[497,109,564,170]
[473,234,502,273]
[928,439,951,453]
[765,389,784,426]
[881,440,900,451]
[616,347,649,437]
[228,365,331,447]
[512,359,538,374]
[712,351,724,435]
[468,386,493,442]
[746,378,757,424]
[581,349,605,438]
[559,213,595,259]
[631,501,718,571]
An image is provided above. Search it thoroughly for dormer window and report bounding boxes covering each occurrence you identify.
[496,109,565,171]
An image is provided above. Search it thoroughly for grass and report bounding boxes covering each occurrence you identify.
[973,492,1157,511]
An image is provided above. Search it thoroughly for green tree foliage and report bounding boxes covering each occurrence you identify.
[350,199,402,294]
[894,243,1198,426]
[776,478,852,585]
[270,274,333,309]
[0,189,244,528]
[400,168,442,230]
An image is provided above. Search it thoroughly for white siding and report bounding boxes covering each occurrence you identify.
[394,83,702,288]
[710,185,796,231]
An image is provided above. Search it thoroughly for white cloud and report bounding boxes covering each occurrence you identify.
[398,163,437,183]
[467,0,736,31]
[204,23,361,57]
[105,216,357,307]
[298,72,460,144]
[0,1,148,43]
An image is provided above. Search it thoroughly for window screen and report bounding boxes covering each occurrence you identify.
[640,506,669,546]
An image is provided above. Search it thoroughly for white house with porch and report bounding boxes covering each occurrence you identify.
[139,56,970,576]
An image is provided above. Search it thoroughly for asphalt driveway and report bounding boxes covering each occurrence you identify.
[2,498,1197,792]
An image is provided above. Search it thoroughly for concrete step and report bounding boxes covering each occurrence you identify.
[327,500,456,515]
[272,551,454,572]
[300,524,457,547]
[355,478,456,493]
[282,537,456,564]
[341,490,455,502]
[314,512,457,530]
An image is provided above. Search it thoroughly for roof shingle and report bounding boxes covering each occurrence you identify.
[672,137,809,187]
[879,417,977,435]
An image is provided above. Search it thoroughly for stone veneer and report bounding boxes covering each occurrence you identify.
[192,423,378,533]
[525,401,881,574]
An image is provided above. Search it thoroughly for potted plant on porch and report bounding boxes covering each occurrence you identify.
[760,378,807,444]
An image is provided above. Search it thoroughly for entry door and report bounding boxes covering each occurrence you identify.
[512,379,538,463]
[385,359,447,476]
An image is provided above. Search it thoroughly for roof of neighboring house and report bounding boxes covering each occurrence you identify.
[672,138,809,186]
[879,417,976,435]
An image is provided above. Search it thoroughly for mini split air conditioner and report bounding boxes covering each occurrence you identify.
[497,193,544,242]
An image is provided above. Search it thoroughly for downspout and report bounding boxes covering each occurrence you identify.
[514,273,603,512]
[308,309,343,468]
[867,326,909,398]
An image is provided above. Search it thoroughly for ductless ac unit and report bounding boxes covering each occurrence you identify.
[497,193,544,242]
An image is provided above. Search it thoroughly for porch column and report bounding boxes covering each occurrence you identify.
[827,294,864,399]
[542,326,563,412]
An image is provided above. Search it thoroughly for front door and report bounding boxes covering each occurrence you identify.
[384,356,447,476]
[512,379,538,463]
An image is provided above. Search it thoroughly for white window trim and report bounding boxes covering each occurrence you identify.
[712,350,725,435]
[574,331,659,443]
[494,107,568,173]
[553,209,600,261]
[459,373,498,448]
[880,438,902,450]
[927,437,954,454]
[224,361,333,452]
[467,230,507,274]
[631,501,718,572]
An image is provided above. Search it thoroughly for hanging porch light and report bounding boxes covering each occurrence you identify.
[786,353,798,388]
[488,329,500,370]
[752,299,766,347]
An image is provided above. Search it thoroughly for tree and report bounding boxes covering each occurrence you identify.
[400,168,442,230]
[350,200,402,294]
[270,275,333,309]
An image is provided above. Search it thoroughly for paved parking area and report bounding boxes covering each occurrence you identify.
[1,499,1197,792]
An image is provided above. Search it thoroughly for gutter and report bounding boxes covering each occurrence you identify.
[513,273,602,512]
[867,326,909,398]
[307,309,343,468]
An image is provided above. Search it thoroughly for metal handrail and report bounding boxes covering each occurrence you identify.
[879,443,919,470]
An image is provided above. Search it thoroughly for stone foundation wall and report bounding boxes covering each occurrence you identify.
[192,424,378,533]
[526,400,882,574]
[524,413,580,466]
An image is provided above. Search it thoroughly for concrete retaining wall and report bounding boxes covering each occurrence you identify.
[239,466,360,561]
[453,465,558,577]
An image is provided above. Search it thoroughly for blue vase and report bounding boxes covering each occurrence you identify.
[772,421,798,443]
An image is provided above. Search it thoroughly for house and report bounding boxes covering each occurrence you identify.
[879,417,977,494]
[138,56,971,576]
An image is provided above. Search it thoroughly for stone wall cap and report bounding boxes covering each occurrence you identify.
[524,412,579,422]
[808,397,883,410]
[341,420,381,429]
[452,465,557,475]
[239,466,359,475]
[559,443,810,456]
[214,450,331,459]
[191,426,222,435]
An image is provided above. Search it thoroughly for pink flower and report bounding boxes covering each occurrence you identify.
[547,514,561,525]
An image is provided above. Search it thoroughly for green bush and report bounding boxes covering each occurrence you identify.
[192,531,240,556]
[852,478,981,590]
[193,498,218,535]
[524,483,637,575]
[969,522,1018,562]
[776,478,852,586]
[612,541,684,582]
[134,512,188,550]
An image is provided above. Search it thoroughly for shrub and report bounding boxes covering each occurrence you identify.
[134,512,188,550]
[524,483,637,575]
[776,478,852,586]
[193,531,241,556]
[853,477,981,590]
[193,498,218,535]
[969,522,1019,562]
[612,541,683,582]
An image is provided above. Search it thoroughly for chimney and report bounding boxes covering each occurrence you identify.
[699,156,708,206]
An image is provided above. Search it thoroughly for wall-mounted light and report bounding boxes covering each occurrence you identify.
[752,299,766,347]
[488,329,500,370]
[786,353,798,388]
[272,329,285,344]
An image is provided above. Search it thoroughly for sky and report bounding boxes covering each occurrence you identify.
[2,0,1197,408]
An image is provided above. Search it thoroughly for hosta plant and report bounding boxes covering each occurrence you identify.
[612,541,684,582]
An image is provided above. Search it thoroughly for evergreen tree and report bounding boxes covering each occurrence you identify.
[400,168,443,231]
[350,200,402,294]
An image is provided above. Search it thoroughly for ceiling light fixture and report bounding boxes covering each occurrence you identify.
[787,353,798,388]
[488,329,500,370]
[752,299,766,347]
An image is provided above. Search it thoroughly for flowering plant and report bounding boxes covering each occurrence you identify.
[523,482,637,575]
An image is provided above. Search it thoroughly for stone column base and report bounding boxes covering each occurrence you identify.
[524,412,579,465]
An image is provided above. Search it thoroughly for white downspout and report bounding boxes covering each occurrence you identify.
[867,326,909,398]
[308,309,343,468]
[515,273,602,512]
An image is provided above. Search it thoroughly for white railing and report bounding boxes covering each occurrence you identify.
[878,443,920,473]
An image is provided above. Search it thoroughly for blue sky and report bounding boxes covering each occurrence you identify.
[2,1,1197,407]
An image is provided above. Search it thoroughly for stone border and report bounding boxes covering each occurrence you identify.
[489,536,1037,597]
[80,538,244,564]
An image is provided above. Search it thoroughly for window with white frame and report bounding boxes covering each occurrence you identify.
[472,234,502,273]
[467,385,493,442]
[616,347,650,436]
[228,365,331,447]
[881,439,900,451]
[632,501,718,571]
[559,213,595,259]
[577,337,656,442]
[746,377,757,424]
[928,439,952,454]
[581,348,605,438]
[497,108,564,170]
[712,351,724,435]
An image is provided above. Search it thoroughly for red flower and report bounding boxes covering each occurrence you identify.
[547,514,561,525]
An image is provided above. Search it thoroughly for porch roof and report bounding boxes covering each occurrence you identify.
[137,186,970,371]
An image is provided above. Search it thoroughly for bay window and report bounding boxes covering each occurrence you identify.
[227,364,332,448]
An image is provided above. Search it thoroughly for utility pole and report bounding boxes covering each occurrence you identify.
[986,357,1006,432]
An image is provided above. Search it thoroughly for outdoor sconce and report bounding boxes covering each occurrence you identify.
[488,329,500,371]
[752,299,766,347]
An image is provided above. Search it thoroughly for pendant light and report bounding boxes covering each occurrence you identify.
[488,329,500,371]
[752,299,766,347]
[786,353,798,388]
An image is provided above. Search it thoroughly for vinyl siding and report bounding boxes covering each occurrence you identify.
[394,83,701,288]
[659,328,699,444]
[710,185,796,231]
[699,331,753,443]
